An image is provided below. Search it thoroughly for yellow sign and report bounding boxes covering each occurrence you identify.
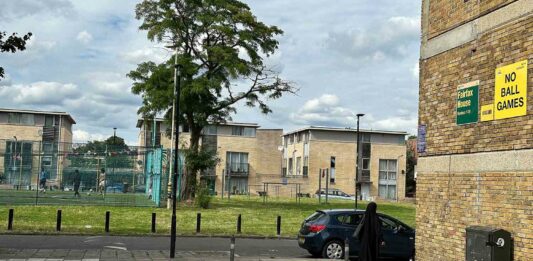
[481,104,494,122]
[494,60,528,120]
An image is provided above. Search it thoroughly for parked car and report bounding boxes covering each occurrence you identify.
[298,209,415,260]
[315,189,356,201]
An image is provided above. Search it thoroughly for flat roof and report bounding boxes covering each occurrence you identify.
[0,108,76,124]
[136,118,259,128]
[283,126,407,136]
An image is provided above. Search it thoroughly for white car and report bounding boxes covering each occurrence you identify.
[315,188,356,200]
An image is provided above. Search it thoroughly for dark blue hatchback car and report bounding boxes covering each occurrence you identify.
[298,209,415,260]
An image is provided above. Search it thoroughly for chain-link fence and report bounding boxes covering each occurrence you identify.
[0,139,170,207]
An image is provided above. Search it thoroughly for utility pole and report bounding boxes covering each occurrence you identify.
[355,113,364,210]
[170,50,182,259]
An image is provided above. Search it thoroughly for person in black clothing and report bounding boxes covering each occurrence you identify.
[73,170,81,198]
[355,202,384,261]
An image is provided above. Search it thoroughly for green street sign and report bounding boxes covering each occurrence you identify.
[457,81,479,125]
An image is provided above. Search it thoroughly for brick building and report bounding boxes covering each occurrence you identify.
[281,127,407,200]
[0,108,75,188]
[136,119,282,195]
[417,0,532,260]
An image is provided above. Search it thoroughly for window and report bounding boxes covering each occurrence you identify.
[304,132,309,143]
[231,126,255,137]
[43,143,53,154]
[296,157,301,175]
[330,156,336,183]
[303,156,309,177]
[20,114,34,125]
[379,216,399,231]
[226,152,249,174]
[288,158,293,175]
[203,125,217,135]
[8,113,20,124]
[336,214,363,226]
[289,135,294,144]
[360,138,371,181]
[42,156,53,167]
[378,159,398,200]
[45,115,54,127]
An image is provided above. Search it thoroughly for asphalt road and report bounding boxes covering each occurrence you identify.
[0,235,310,258]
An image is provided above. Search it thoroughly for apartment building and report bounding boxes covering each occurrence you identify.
[0,108,76,188]
[136,119,282,195]
[418,0,532,259]
[281,127,407,201]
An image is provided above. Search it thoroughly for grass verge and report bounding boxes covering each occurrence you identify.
[0,196,415,237]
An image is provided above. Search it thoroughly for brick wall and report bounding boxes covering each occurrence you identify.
[416,170,532,260]
[419,17,533,156]
[418,0,532,260]
[426,0,514,39]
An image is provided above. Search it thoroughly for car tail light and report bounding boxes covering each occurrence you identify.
[308,224,326,233]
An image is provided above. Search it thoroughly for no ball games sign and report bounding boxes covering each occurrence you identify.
[494,60,528,120]
[457,81,479,125]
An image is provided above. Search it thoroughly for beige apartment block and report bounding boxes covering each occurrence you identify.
[418,0,532,260]
[0,108,76,188]
[280,127,407,201]
[136,119,282,195]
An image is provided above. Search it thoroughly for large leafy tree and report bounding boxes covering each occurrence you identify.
[129,0,295,199]
[0,31,32,80]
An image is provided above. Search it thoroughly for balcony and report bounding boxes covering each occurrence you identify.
[226,163,249,177]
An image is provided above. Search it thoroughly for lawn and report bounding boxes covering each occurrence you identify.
[0,196,415,237]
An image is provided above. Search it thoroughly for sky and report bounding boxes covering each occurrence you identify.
[0,0,421,145]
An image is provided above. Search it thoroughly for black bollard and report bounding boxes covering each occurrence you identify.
[236,214,241,234]
[276,216,281,236]
[105,211,110,233]
[56,209,62,232]
[196,213,201,233]
[151,213,156,233]
[7,209,13,230]
[230,235,235,261]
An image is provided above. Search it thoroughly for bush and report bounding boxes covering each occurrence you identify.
[195,185,211,209]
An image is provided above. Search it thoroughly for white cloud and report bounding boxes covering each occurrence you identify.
[411,62,419,78]
[290,94,354,126]
[0,81,79,105]
[327,16,420,61]
[120,47,170,65]
[73,129,106,143]
[370,116,417,135]
[76,30,93,44]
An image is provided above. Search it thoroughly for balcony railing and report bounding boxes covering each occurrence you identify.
[226,163,249,176]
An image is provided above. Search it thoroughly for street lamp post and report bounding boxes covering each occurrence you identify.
[355,114,364,210]
[113,128,117,144]
[170,57,182,259]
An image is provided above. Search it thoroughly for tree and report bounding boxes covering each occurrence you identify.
[0,31,32,80]
[70,136,132,169]
[129,0,296,200]
[405,135,417,196]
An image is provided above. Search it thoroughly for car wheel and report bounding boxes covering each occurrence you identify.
[322,240,344,259]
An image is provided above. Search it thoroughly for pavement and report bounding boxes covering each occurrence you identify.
[0,235,320,261]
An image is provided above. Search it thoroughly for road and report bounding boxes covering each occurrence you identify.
[0,235,313,260]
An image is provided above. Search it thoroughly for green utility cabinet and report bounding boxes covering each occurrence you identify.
[466,226,511,261]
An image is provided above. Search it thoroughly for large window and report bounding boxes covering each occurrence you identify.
[231,126,256,137]
[226,152,249,175]
[360,136,371,181]
[7,113,34,125]
[303,156,309,177]
[288,158,293,175]
[378,159,397,200]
